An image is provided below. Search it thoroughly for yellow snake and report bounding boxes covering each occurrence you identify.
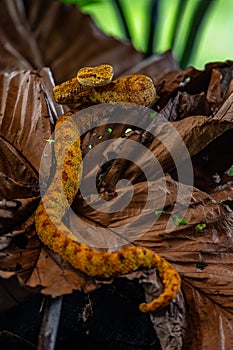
[35,65,181,312]
[53,64,157,110]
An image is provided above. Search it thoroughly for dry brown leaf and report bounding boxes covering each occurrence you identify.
[26,247,97,297]
[0,0,142,82]
[0,69,57,174]
[67,100,233,349]
[155,61,233,116]
[0,0,179,84]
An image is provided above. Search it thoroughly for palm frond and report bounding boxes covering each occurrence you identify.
[112,0,132,41]
[145,0,159,58]
[179,0,215,68]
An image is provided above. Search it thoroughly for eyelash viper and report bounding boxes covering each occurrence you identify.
[35,65,181,313]
[53,64,157,110]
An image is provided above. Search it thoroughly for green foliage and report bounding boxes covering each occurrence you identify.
[195,223,207,231]
[61,0,101,6]
[58,0,233,69]
[196,262,207,270]
[154,210,165,215]
[150,112,158,120]
[227,166,233,176]
[172,215,188,226]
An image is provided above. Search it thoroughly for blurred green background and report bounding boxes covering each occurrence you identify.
[59,0,233,69]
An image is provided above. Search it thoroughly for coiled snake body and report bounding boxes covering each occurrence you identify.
[35,65,181,313]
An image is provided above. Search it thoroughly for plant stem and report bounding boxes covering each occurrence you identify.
[37,296,63,350]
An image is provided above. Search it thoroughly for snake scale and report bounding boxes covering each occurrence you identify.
[35,65,181,312]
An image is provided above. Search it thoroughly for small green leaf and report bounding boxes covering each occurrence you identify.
[227,166,233,176]
[125,128,132,134]
[44,138,55,143]
[154,210,165,215]
[172,215,188,226]
[196,262,207,270]
[195,223,206,231]
[150,112,157,120]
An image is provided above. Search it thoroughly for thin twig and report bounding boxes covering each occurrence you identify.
[0,331,36,349]
[37,296,63,350]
